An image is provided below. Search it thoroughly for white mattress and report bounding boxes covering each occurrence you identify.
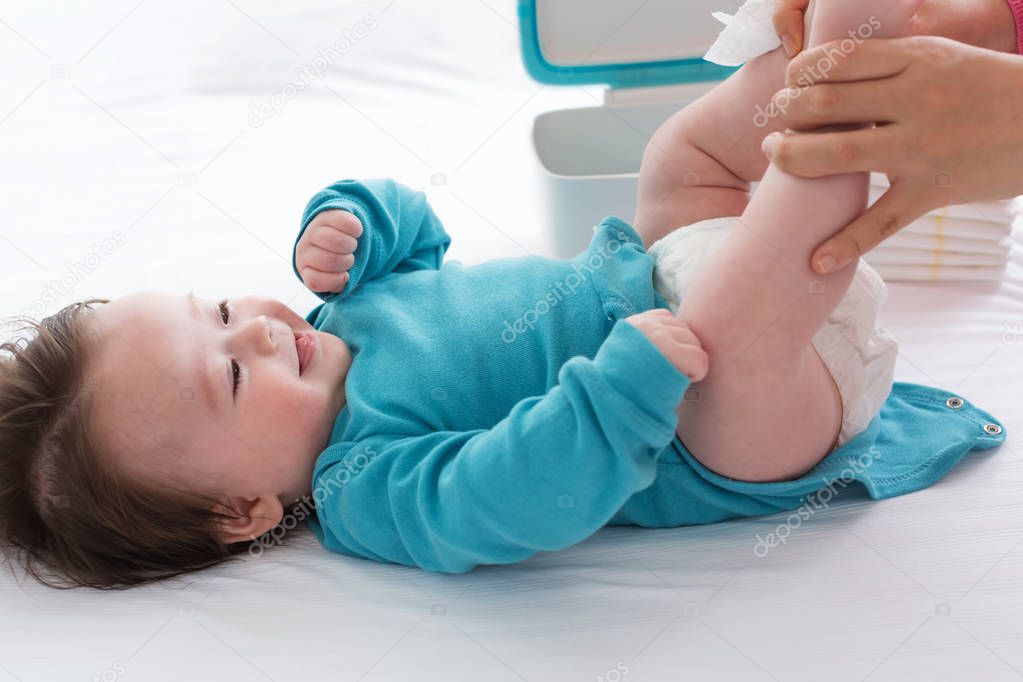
[2,2,1022,680]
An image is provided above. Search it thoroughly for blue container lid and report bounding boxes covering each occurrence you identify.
[518,0,737,89]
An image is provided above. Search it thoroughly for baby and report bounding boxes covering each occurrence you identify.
[0,0,1004,587]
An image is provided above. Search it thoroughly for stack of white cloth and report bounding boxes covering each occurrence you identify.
[861,174,1017,283]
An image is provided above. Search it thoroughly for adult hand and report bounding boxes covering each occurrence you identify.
[772,0,809,57]
[773,0,1018,58]
[763,36,1023,274]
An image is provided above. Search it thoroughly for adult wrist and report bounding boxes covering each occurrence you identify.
[1007,0,1023,53]
[986,0,1022,53]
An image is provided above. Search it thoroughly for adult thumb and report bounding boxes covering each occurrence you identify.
[772,0,809,57]
[811,182,928,274]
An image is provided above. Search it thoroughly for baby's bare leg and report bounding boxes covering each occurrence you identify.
[664,0,918,481]
[633,48,790,246]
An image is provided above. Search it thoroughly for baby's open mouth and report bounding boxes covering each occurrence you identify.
[295,331,316,375]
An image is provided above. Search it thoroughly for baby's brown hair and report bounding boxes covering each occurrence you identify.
[0,300,250,589]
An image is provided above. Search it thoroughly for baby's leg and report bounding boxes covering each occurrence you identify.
[633,48,790,246]
[666,0,918,481]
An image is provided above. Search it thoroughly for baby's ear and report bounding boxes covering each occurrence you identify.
[213,496,283,544]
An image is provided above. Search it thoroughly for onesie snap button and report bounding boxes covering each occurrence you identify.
[984,423,1003,436]
[603,296,628,321]
[946,396,964,409]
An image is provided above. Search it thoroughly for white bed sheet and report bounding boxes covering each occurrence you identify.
[1,2,1022,680]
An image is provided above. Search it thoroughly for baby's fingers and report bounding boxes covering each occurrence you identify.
[669,341,710,383]
[301,244,355,273]
[309,226,358,255]
[300,266,349,294]
[665,321,702,349]
[314,209,364,238]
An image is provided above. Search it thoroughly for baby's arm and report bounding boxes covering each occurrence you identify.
[293,179,451,300]
[312,312,704,573]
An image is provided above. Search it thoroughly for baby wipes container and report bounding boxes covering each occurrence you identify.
[520,0,737,256]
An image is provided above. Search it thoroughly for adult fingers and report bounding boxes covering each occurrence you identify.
[811,181,930,274]
[773,0,810,57]
[764,126,900,178]
[786,38,915,87]
[773,81,898,130]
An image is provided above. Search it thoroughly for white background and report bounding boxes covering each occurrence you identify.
[2,1,1023,680]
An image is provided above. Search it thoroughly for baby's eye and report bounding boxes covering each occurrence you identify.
[231,358,242,396]
[218,300,230,325]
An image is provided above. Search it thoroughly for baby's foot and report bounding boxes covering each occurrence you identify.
[805,0,923,47]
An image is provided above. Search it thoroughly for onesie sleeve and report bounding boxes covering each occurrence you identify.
[309,321,691,573]
[293,178,452,301]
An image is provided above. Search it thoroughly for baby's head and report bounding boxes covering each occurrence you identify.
[0,292,349,588]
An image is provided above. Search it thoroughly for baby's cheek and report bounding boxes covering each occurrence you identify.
[254,383,312,437]
[292,383,334,432]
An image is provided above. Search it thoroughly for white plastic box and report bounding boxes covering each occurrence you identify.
[519,0,735,256]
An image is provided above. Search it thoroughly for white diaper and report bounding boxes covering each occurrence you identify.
[648,217,899,447]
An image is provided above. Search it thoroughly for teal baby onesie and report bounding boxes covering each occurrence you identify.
[292,179,1006,573]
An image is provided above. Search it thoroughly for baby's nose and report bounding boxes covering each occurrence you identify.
[257,316,276,353]
[232,315,275,354]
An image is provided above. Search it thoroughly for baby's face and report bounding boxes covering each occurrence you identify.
[87,292,349,507]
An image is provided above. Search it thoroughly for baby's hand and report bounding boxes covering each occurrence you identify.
[295,209,364,294]
[625,309,709,382]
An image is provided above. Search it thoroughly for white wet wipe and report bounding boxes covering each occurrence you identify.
[704,0,784,66]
